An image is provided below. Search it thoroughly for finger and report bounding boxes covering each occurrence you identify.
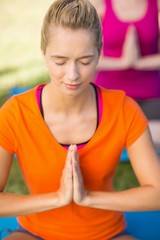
[73,161,81,191]
[72,145,79,163]
[73,158,83,186]
[62,148,73,181]
[65,146,72,167]
[72,160,85,204]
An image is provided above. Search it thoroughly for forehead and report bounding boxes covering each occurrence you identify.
[46,26,97,55]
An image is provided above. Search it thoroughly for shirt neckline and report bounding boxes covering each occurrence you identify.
[36,83,103,150]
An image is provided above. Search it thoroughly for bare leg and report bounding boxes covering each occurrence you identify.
[3,232,38,240]
[4,232,137,240]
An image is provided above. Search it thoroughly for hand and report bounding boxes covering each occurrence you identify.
[56,145,88,207]
[56,146,73,207]
[71,145,89,206]
[122,25,140,68]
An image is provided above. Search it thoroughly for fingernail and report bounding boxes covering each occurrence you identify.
[73,144,77,150]
[69,145,73,150]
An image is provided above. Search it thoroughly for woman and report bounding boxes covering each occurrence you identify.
[90,0,160,149]
[0,0,160,239]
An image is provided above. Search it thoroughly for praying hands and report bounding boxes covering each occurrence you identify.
[56,145,88,207]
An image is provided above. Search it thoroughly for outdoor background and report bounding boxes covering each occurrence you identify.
[0,0,139,195]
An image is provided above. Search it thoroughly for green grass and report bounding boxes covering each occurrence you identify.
[114,162,139,191]
[5,158,29,194]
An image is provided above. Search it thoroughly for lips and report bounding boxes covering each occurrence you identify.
[64,83,81,90]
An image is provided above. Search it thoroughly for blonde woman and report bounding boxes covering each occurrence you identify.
[0,0,160,239]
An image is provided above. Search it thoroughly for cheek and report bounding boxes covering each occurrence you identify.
[84,66,97,80]
[47,63,65,80]
[78,69,95,84]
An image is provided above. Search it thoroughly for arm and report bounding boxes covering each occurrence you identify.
[134,54,160,70]
[97,55,132,71]
[0,146,73,217]
[73,129,160,211]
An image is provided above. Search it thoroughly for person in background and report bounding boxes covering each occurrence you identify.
[90,0,160,150]
[0,0,160,239]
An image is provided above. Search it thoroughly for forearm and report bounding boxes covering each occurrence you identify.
[97,56,131,71]
[0,192,60,217]
[0,146,74,217]
[85,186,160,212]
[134,54,160,70]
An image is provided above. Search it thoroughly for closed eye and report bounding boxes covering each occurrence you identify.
[55,62,66,65]
[79,61,91,65]
[79,55,94,65]
[51,56,67,65]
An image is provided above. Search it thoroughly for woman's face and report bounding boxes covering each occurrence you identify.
[43,26,99,96]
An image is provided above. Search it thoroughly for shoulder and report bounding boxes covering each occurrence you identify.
[157,0,160,9]
[99,85,127,103]
[98,85,145,116]
[0,86,37,116]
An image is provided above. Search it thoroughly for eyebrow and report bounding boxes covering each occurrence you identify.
[51,55,95,59]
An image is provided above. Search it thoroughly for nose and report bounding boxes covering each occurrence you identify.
[66,62,80,82]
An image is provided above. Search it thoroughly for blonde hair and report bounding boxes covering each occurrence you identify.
[41,0,102,54]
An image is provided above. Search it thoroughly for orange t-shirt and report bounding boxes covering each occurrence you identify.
[0,85,148,240]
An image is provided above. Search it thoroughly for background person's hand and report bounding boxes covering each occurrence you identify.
[96,26,140,71]
[122,25,140,68]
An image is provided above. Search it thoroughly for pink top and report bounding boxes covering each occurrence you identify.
[95,0,160,100]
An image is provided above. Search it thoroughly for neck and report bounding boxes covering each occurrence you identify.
[42,83,95,115]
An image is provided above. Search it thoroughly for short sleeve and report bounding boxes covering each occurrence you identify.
[123,96,148,148]
[0,97,18,154]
